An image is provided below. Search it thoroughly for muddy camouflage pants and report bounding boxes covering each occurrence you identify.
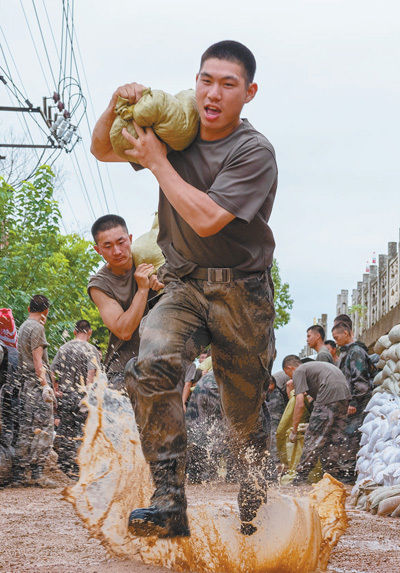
[14,374,54,473]
[126,268,275,481]
[54,391,86,477]
[295,399,349,480]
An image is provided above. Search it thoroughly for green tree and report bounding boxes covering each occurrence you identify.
[0,166,108,357]
[271,259,294,329]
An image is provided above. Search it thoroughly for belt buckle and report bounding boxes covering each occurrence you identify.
[208,268,232,283]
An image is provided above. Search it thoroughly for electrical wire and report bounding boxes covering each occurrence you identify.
[31,0,58,89]
[18,0,52,94]
[70,148,96,218]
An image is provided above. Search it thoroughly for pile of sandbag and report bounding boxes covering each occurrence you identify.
[351,324,400,515]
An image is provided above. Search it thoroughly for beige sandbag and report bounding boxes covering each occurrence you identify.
[377,495,400,516]
[389,325,400,344]
[377,335,392,352]
[110,89,199,162]
[131,213,165,272]
[65,375,348,573]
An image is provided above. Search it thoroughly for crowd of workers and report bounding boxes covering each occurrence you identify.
[184,314,378,486]
[0,298,100,486]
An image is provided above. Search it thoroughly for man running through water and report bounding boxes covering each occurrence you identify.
[91,40,278,538]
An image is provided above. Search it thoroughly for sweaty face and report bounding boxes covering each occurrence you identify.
[94,226,132,268]
[195,58,257,141]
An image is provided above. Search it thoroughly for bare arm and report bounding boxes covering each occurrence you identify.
[32,346,47,386]
[90,263,160,341]
[292,393,305,432]
[91,83,146,162]
[123,124,235,237]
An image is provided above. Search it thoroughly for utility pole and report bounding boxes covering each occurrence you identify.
[0,75,80,153]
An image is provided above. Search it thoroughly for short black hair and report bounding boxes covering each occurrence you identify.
[282,354,302,369]
[325,339,337,349]
[75,319,91,333]
[334,314,352,328]
[200,40,256,84]
[307,324,325,340]
[332,322,352,335]
[29,294,50,313]
[91,214,128,243]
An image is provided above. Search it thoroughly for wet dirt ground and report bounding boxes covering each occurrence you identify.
[1,480,400,573]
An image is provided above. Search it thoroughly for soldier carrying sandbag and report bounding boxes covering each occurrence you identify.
[88,215,164,391]
[91,40,277,538]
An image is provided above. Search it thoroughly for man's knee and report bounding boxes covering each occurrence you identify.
[125,353,184,398]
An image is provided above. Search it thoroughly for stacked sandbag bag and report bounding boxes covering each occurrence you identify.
[110,88,199,162]
[350,324,400,515]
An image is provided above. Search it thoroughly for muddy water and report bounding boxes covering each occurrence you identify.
[63,376,348,573]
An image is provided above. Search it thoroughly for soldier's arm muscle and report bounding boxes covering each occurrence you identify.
[32,346,47,386]
[90,287,149,342]
[292,393,305,432]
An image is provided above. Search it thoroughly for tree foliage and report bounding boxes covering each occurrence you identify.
[271,259,294,330]
[0,166,108,357]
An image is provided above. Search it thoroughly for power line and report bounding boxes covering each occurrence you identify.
[18,0,52,94]
[70,148,96,218]
[74,31,119,213]
[31,0,57,88]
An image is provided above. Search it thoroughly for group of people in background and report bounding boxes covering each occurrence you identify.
[0,299,379,490]
[182,313,378,488]
[0,297,100,487]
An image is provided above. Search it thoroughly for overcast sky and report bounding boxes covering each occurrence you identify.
[1,0,400,366]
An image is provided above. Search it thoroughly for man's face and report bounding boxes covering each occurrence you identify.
[332,328,351,347]
[283,364,296,379]
[94,226,132,268]
[326,344,337,359]
[195,57,257,141]
[306,329,319,350]
[198,353,208,363]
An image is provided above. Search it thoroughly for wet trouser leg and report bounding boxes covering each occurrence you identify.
[295,400,349,481]
[125,270,275,531]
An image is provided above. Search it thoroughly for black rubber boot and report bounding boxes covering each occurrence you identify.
[128,457,190,538]
[238,474,268,536]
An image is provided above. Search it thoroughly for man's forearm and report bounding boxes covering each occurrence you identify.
[115,288,149,341]
[151,158,234,237]
[292,395,305,431]
[91,101,117,160]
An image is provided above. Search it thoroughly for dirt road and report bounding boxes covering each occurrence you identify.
[1,483,400,573]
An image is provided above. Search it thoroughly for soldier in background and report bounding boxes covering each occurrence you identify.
[13,295,56,488]
[282,355,350,485]
[332,321,374,482]
[306,325,333,363]
[51,320,99,478]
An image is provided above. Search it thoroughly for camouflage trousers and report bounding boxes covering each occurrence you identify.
[14,373,54,473]
[340,393,371,480]
[125,267,275,482]
[54,391,86,478]
[296,399,349,480]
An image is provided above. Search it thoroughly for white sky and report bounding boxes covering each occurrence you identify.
[1,0,400,366]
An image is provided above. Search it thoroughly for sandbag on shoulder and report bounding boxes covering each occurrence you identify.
[110,88,199,162]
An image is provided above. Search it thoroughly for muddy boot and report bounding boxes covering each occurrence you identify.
[238,475,268,536]
[128,457,190,538]
[30,464,58,488]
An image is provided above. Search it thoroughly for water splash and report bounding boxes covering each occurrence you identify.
[64,374,348,572]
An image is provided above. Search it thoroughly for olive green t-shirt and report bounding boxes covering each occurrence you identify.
[293,362,351,405]
[131,119,278,275]
[18,318,49,373]
[51,339,99,393]
[88,264,139,376]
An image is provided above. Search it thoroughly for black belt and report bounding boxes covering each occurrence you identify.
[186,267,260,283]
